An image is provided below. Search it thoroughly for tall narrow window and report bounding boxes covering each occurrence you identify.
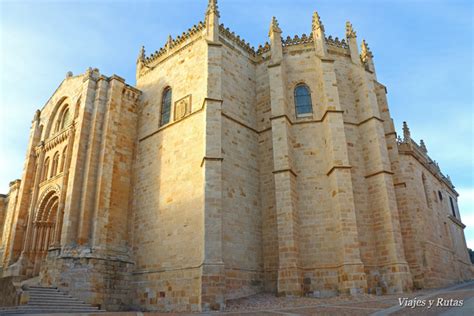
[61,108,71,129]
[421,174,431,208]
[449,196,456,218]
[42,158,50,182]
[60,146,67,173]
[51,152,60,177]
[54,105,71,133]
[160,88,172,126]
[294,84,313,116]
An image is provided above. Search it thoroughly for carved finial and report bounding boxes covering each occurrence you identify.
[166,35,173,49]
[137,45,145,62]
[269,16,282,36]
[403,121,411,142]
[33,109,41,123]
[447,175,452,183]
[360,40,373,61]
[312,11,324,32]
[206,0,220,18]
[420,139,427,153]
[346,21,356,38]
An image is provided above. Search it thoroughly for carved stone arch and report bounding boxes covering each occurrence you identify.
[44,96,71,139]
[36,184,60,221]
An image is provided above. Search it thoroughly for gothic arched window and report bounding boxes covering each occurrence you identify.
[42,158,50,182]
[51,152,60,177]
[160,87,172,126]
[294,84,313,116]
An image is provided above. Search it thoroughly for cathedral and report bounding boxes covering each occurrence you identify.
[0,0,471,312]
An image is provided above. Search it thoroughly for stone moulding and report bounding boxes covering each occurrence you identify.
[42,126,72,152]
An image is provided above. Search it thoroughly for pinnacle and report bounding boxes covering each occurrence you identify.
[269,16,282,35]
[206,0,220,18]
[346,21,356,38]
[312,11,324,32]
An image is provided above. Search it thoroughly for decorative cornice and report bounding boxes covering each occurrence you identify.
[43,126,72,152]
[219,24,255,56]
[143,21,205,67]
[282,33,313,47]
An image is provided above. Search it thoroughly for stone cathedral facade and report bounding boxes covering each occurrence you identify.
[0,1,471,312]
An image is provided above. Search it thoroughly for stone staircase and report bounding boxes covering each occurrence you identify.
[0,286,104,314]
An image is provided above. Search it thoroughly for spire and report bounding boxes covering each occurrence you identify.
[420,139,427,153]
[312,11,327,57]
[403,121,411,142]
[345,21,356,38]
[206,0,220,18]
[269,16,282,36]
[312,11,324,32]
[268,16,283,63]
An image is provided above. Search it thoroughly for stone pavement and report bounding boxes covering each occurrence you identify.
[25,280,474,316]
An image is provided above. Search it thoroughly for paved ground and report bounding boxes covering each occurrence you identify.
[27,281,474,316]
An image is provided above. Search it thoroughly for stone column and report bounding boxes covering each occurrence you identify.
[201,14,226,309]
[348,24,412,293]
[19,143,45,274]
[6,110,42,268]
[314,23,367,293]
[77,76,109,246]
[267,17,302,296]
[91,76,125,249]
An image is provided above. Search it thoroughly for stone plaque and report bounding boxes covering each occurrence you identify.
[174,95,191,120]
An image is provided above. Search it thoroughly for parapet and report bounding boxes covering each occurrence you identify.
[397,122,455,193]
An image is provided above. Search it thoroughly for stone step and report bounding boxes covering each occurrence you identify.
[27,301,92,307]
[17,305,100,311]
[27,286,59,291]
[0,285,106,314]
[27,292,71,298]
[28,298,84,304]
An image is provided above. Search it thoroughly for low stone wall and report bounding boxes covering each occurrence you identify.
[0,276,23,307]
[40,248,133,311]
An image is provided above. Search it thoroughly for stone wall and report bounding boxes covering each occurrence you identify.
[220,40,264,300]
[397,145,472,289]
[132,35,208,312]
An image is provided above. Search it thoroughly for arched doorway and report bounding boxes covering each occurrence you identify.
[31,189,60,275]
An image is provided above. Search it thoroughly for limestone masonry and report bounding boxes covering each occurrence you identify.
[0,0,472,312]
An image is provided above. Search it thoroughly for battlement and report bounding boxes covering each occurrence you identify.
[143,21,205,67]
[397,122,455,192]
[137,1,374,73]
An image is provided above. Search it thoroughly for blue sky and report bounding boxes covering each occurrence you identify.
[0,0,472,245]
